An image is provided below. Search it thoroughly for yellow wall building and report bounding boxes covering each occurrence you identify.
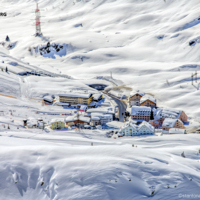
[59,93,93,105]
[51,119,65,129]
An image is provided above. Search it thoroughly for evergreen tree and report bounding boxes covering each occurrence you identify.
[150,109,154,120]
[8,125,10,129]
[5,35,10,42]
[5,67,8,72]
[47,42,50,47]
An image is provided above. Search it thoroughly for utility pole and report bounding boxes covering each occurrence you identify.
[196,71,198,83]
[191,71,198,85]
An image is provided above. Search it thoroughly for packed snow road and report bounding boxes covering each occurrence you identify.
[104,92,127,122]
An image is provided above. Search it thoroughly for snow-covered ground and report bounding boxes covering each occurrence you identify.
[1,0,200,199]
[0,0,200,118]
[1,130,200,200]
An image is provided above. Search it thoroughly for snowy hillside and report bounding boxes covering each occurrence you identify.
[1,0,200,199]
[1,130,200,200]
[0,0,200,117]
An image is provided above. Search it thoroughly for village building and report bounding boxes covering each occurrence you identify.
[119,120,154,136]
[37,118,45,129]
[131,106,151,122]
[58,93,93,105]
[119,120,138,136]
[150,108,188,127]
[161,108,187,123]
[196,127,200,134]
[43,95,54,105]
[90,113,113,126]
[24,117,45,129]
[106,121,131,129]
[51,119,65,129]
[129,91,144,106]
[26,118,38,128]
[87,107,115,119]
[65,115,90,128]
[162,118,185,132]
[169,128,187,134]
[92,93,103,102]
[138,121,155,135]
[149,120,160,128]
[140,95,156,108]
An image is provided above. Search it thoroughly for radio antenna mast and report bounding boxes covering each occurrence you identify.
[35,2,42,36]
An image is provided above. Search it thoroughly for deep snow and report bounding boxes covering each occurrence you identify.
[0,0,200,199]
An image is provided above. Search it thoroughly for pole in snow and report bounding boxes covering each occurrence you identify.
[196,71,198,83]
[191,73,193,85]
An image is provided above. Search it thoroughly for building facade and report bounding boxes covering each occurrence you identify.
[51,119,65,129]
[150,108,188,127]
[59,93,93,105]
[129,92,144,106]
[90,113,113,126]
[140,95,156,108]
[162,118,185,131]
[131,106,151,122]
[119,121,154,136]
[169,128,186,134]
[65,116,90,128]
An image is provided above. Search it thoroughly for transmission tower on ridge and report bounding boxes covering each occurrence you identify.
[35,3,42,36]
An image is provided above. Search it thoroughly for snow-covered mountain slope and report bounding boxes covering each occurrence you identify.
[0,0,200,118]
[0,130,200,200]
[1,1,200,199]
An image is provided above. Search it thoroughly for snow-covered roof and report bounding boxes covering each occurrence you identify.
[92,93,102,100]
[106,121,125,129]
[131,106,151,116]
[91,116,100,120]
[119,120,154,133]
[130,90,145,98]
[169,128,186,134]
[140,95,156,104]
[51,118,65,123]
[138,121,154,132]
[59,93,92,98]
[91,113,112,120]
[87,107,115,114]
[161,108,182,119]
[65,115,91,123]
[121,120,137,130]
[162,118,183,128]
[79,105,88,111]
[38,121,44,128]
[55,102,69,106]
[43,95,53,102]
[27,118,37,127]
